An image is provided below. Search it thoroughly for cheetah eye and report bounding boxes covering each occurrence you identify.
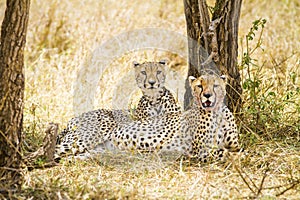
[157,71,162,74]
[213,84,219,88]
[197,85,203,90]
[141,71,146,75]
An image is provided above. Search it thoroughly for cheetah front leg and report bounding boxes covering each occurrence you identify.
[220,107,240,152]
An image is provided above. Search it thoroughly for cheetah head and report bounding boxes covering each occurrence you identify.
[133,60,166,91]
[189,74,226,111]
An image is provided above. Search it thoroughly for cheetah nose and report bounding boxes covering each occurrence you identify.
[148,79,156,86]
[203,93,212,98]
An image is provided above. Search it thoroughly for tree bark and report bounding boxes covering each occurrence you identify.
[212,0,243,113]
[25,123,58,170]
[183,0,242,113]
[0,0,30,191]
[183,0,205,109]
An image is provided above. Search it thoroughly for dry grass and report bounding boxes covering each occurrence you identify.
[0,0,299,199]
[20,149,299,199]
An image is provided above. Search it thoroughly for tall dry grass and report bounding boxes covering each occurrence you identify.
[0,0,299,199]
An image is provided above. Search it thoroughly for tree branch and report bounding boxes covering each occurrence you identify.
[25,123,59,168]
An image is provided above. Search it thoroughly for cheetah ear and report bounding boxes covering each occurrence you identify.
[189,76,196,81]
[188,76,197,85]
[159,59,167,65]
[133,61,140,67]
[220,75,227,83]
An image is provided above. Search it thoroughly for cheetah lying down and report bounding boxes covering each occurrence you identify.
[65,72,240,162]
[54,60,181,160]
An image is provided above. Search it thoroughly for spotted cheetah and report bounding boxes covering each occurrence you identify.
[132,60,181,120]
[112,72,240,162]
[54,60,181,160]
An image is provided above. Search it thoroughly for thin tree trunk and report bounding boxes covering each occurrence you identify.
[183,0,202,109]
[0,0,30,191]
[183,0,242,113]
[213,0,243,113]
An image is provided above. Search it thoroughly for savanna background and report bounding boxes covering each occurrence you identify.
[0,0,299,199]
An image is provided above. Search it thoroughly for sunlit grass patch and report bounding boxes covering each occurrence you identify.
[19,146,299,199]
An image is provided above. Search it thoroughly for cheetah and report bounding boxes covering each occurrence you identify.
[54,60,181,160]
[132,60,181,120]
[112,72,240,162]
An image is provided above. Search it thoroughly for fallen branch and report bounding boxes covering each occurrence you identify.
[25,123,59,169]
[275,178,300,197]
[233,163,257,195]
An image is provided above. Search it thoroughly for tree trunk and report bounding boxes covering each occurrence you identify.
[0,0,30,192]
[183,0,204,109]
[183,0,242,113]
[212,0,242,113]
